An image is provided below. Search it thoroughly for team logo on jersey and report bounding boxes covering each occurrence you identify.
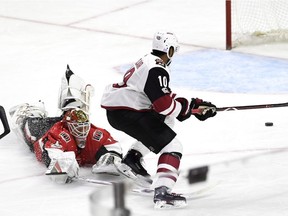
[161,87,170,94]
[93,130,103,141]
[60,131,71,143]
[155,59,165,67]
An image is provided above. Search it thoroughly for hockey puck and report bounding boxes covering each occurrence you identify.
[265,122,273,127]
[188,166,209,184]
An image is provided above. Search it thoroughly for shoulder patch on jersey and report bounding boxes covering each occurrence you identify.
[60,131,71,143]
[155,58,166,67]
[135,58,144,69]
[93,130,103,141]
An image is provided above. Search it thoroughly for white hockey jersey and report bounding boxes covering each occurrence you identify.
[101,53,182,118]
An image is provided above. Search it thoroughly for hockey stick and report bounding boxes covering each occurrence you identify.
[73,176,113,185]
[191,102,288,114]
[74,175,217,200]
[0,106,10,139]
[132,182,219,200]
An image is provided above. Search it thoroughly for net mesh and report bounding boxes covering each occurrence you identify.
[231,0,288,47]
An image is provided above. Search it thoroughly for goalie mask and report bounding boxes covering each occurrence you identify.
[152,31,180,60]
[64,109,91,146]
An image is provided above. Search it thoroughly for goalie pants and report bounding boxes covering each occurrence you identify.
[22,116,62,152]
[106,109,176,154]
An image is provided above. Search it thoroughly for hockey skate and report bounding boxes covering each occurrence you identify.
[92,152,122,176]
[154,186,187,209]
[116,149,152,187]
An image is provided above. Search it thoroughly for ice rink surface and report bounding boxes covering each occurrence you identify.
[0,0,288,215]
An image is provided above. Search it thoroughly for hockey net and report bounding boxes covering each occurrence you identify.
[226,0,288,49]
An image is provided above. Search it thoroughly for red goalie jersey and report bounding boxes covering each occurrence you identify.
[34,121,117,167]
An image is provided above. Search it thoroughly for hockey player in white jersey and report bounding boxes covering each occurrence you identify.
[101,31,217,208]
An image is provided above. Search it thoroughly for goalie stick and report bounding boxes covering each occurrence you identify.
[73,176,218,200]
[191,101,288,114]
[74,176,113,185]
[0,105,10,139]
[132,182,219,200]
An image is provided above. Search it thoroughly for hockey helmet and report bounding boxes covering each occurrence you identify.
[152,31,180,59]
[64,109,91,140]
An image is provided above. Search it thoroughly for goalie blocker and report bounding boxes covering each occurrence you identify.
[0,106,10,139]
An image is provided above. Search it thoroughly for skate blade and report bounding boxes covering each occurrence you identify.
[154,200,187,209]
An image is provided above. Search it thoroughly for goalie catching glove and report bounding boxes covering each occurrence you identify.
[176,97,216,122]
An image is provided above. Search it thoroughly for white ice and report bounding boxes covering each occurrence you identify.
[0,0,288,216]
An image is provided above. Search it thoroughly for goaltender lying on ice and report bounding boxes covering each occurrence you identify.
[9,65,123,184]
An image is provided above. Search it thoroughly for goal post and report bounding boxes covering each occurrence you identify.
[226,0,232,50]
[226,0,288,50]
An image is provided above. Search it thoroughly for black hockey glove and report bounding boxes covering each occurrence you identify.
[191,98,217,121]
[176,97,193,122]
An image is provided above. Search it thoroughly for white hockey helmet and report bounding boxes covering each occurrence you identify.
[152,31,180,59]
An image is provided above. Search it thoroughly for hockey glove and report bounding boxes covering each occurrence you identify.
[175,97,193,122]
[191,98,217,121]
[45,149,79,184]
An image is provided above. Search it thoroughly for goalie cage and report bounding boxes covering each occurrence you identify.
[0,106,10,139]
[226,0,288,49]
